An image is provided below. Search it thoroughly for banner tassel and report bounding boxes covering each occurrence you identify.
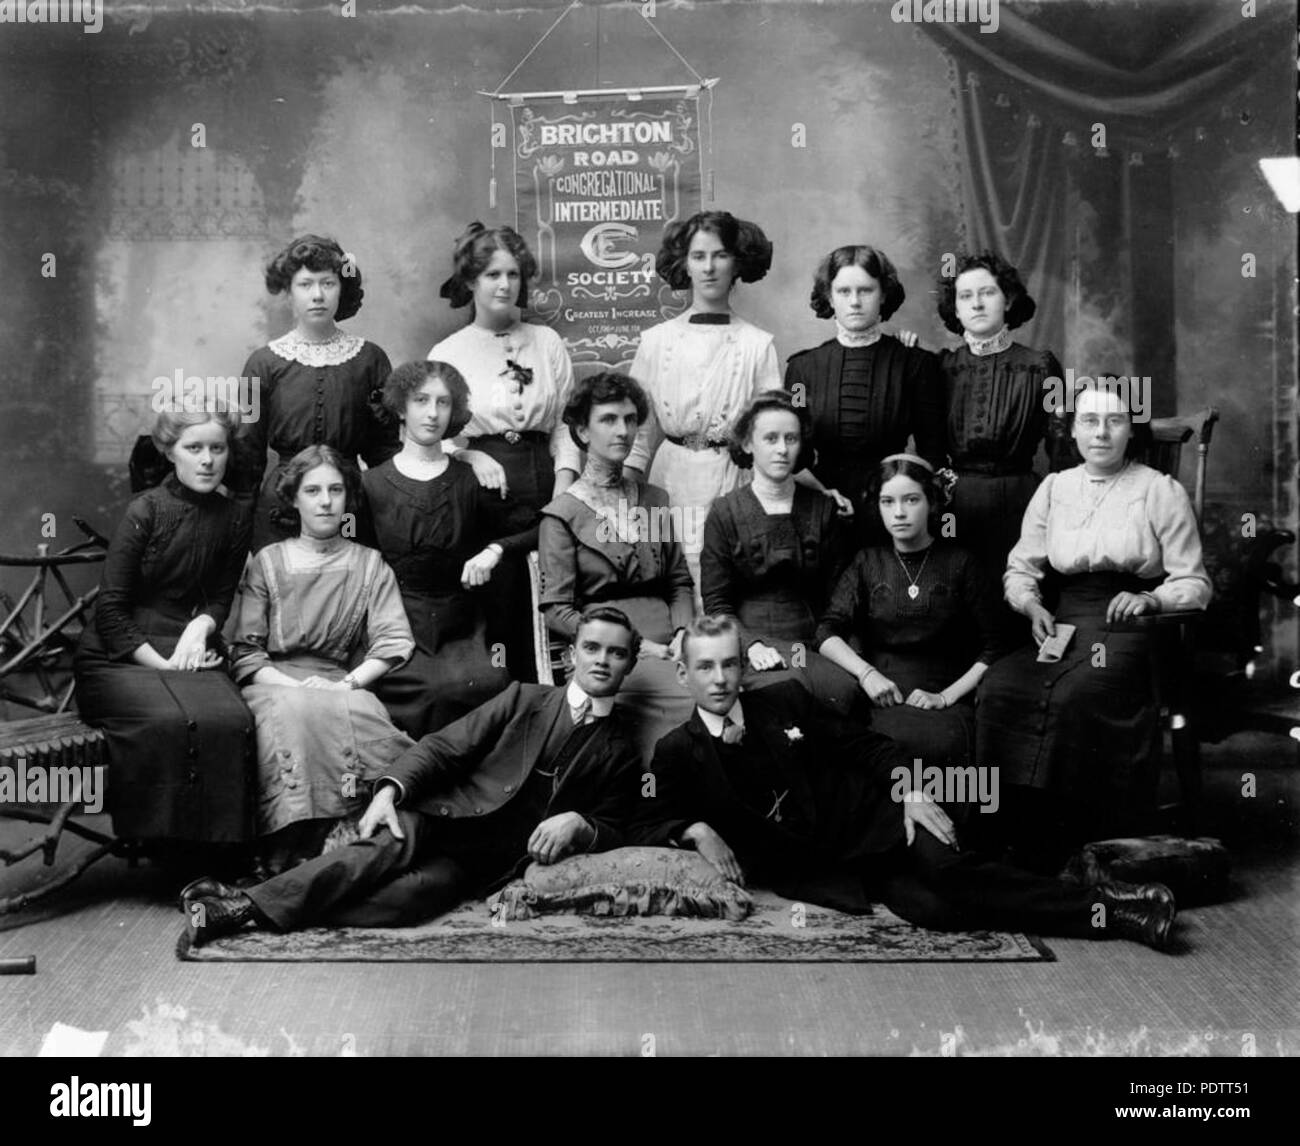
[489,177,498,210]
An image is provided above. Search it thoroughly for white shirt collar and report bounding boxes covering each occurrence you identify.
[696,698,745,739]
[566,679,614,719]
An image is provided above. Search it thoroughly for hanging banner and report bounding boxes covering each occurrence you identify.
[509,93,704,373]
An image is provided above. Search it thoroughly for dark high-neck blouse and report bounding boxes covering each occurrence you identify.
[83,474,252,661]
[939,342,1065,475]
[784,336,946,509]
[700,483,850,643]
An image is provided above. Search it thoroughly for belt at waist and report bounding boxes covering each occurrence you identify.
[953,461,1034,477]
[666,433,728,452]
[472,430,550,448]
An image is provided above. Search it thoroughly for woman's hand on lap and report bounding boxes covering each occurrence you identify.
[639,639,671,660]
[300,675,348,690]
[860,669,904,707]
[461,547,501,588]
[1026,602,1056,644]
[905,689,947,710]
[1106,590,1156,623]
[747,641,786,672]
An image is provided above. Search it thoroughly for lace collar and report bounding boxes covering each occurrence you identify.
[963,327,1013,356]
[269,328,365,367]
[835,321,883,349]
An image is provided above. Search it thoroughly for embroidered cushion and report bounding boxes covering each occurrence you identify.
[487,846,753,921]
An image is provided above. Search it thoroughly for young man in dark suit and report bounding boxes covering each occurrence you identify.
[182,606,644,944]
[633,615,1177,949]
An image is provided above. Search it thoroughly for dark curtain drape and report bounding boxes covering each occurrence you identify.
[920,0,1293,364]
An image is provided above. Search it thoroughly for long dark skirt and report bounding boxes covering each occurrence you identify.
[861,647,975,773]
[74,654,255,843]
[735,596,864,717]
[471,433,556,684]
[975,572,1159,838]
[949,470,1039,577]
[374,588,511,739]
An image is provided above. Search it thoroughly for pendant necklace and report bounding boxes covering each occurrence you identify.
[895,546,931,600]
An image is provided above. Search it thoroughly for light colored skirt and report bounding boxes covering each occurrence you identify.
[649,440,751,605]
[243,655,415,837]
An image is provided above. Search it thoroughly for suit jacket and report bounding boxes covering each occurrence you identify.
[632,681,906,882]
[383,682,641,852]
[783,336,946,507]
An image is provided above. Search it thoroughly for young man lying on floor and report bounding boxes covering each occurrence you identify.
[181,606,643,945]
[628,615,1177,950]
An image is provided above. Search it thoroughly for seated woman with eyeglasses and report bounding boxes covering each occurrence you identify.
[975,385,1211,870]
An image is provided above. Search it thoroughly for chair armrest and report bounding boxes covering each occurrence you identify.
[1110,608,1205,632]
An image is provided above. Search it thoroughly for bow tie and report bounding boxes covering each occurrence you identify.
[688,313,730,325]
[720,716,745,745]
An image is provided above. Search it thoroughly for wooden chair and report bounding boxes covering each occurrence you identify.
[0,519,141,913]
[1118,407,1219,829]
[526,550,569,686]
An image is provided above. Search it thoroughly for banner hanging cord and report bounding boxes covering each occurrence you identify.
[491,0,582,96]
[639,8,707,86]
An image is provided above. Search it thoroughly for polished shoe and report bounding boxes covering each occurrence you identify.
[1099,880,1176,950]
[177,876,244,914]
[185,890,258,948]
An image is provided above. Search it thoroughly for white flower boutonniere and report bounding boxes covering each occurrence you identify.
[785,726,804,743]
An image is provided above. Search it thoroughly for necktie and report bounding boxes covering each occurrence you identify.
[721,716,745,745]
[570,696,594,726]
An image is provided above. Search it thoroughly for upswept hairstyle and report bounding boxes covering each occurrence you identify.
[150,404,241,457]
[382,360,473,440]
[654,211,773,291]
[809,244,906,321]
[575,604,642,661]
[679,614,742,665]
[264,234,364,322]
[936,251,1037,335]
[439,222,537,310]
[726,389,813,468]
[561,371,650,451]
[274,444,362,532]
[867,454,952,528]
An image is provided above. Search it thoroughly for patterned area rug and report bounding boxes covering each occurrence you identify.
[176,890,1053,963]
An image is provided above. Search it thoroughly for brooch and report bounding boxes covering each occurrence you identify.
[784,726,803,742]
